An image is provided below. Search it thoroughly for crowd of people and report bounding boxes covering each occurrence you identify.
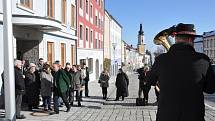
[0,58,90,119]
[0,57,131,119]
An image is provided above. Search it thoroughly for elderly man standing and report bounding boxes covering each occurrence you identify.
[14,60,26,119]
[148,23,215,121]
[69,65,82,107]
[52,62,71,114]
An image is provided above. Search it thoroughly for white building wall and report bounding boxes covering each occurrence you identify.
[110,18,122,75]
[77,49,103,81]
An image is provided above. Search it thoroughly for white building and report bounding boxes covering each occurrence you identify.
[109,13,122,76]
[194,37,203,53]
[203,31,215,63]
[0,0,77,93]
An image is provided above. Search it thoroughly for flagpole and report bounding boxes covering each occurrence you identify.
[3,0,16,120]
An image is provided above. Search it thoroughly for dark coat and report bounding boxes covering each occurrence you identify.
[14,67,25,95]
[53,69,70,93]
[147,43,215,121]
[25,71,40,105]
[116,72,129,97]
[84,69,90,82]
[99,73,110,87]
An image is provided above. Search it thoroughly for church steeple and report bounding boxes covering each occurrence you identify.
[138,24,144,45]
[137,23,145,55]
[138,24,144,35]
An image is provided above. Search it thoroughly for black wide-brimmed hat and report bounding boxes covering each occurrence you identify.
[173,23,202,37]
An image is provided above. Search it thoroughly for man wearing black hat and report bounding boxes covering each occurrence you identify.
[148,23,215,121]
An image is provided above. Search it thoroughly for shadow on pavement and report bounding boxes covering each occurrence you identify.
[86,96,103,100]
[83,100,104,105]
[86,106,102,109]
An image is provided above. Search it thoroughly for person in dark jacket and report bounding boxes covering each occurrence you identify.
[52,63,71,114]
[147,23,215,121]
[84,67,90,97]
[64,63,73,98]
[25,63,40,111]
[14,60,26,119]
[99,70,110,100]
[138,66,151,105]
[69,65,82,106]
[115,68,129,101]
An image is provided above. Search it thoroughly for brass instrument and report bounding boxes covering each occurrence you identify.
[153,26,176,51]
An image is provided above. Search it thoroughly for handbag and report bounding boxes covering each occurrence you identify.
[136,98,145,106]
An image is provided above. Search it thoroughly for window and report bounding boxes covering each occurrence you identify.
[88,58,93,73]
[61,43,66,67]
[95,15,98,26]
[47,0,55,18]
[80,59,86,66]
[98,18,101,28]
[80,0,83,9]
[80,25,83,40]
[90,30,93,43]
[47,42,55,65]
[90,5,93,18]
[62,0,67,24]
[98,40,100,48]
[95,39,98,48]
[71,45,76,65]
[20,0,33,9]
[71,4,76,28]
[86,0,89,14]
[86,28,89,41]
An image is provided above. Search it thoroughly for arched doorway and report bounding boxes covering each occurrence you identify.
[95,59,99,79]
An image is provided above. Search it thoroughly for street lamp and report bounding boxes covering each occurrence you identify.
[112,43,117,76]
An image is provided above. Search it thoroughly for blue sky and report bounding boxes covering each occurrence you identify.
[105,0,215,52]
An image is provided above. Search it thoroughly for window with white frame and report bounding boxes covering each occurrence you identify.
[71,4,76,28]
[20,0,33,9]
[88,58,93,73]
[86,28,89,41]
[86,0,89,14]
[90,30,93,43]
[80,25,83,40]
[47,0,55,18]
[90,5,93,18]
[62,0,67,24]
[80,0,83,9]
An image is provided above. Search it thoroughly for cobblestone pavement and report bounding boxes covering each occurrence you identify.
[3,73,215,121]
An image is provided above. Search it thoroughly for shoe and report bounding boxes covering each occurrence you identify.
[70,102,74,106]
[114,99,119,101]
[78,102,82,107]
[44,108,48,111]
[80,99,83,101]
[16,115,26,119]
[48,107,53,111]
[66,106,71,112]
[50,112,59,115]
[33,107,39,109]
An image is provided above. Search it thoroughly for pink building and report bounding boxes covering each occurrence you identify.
[77,0,105,80]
